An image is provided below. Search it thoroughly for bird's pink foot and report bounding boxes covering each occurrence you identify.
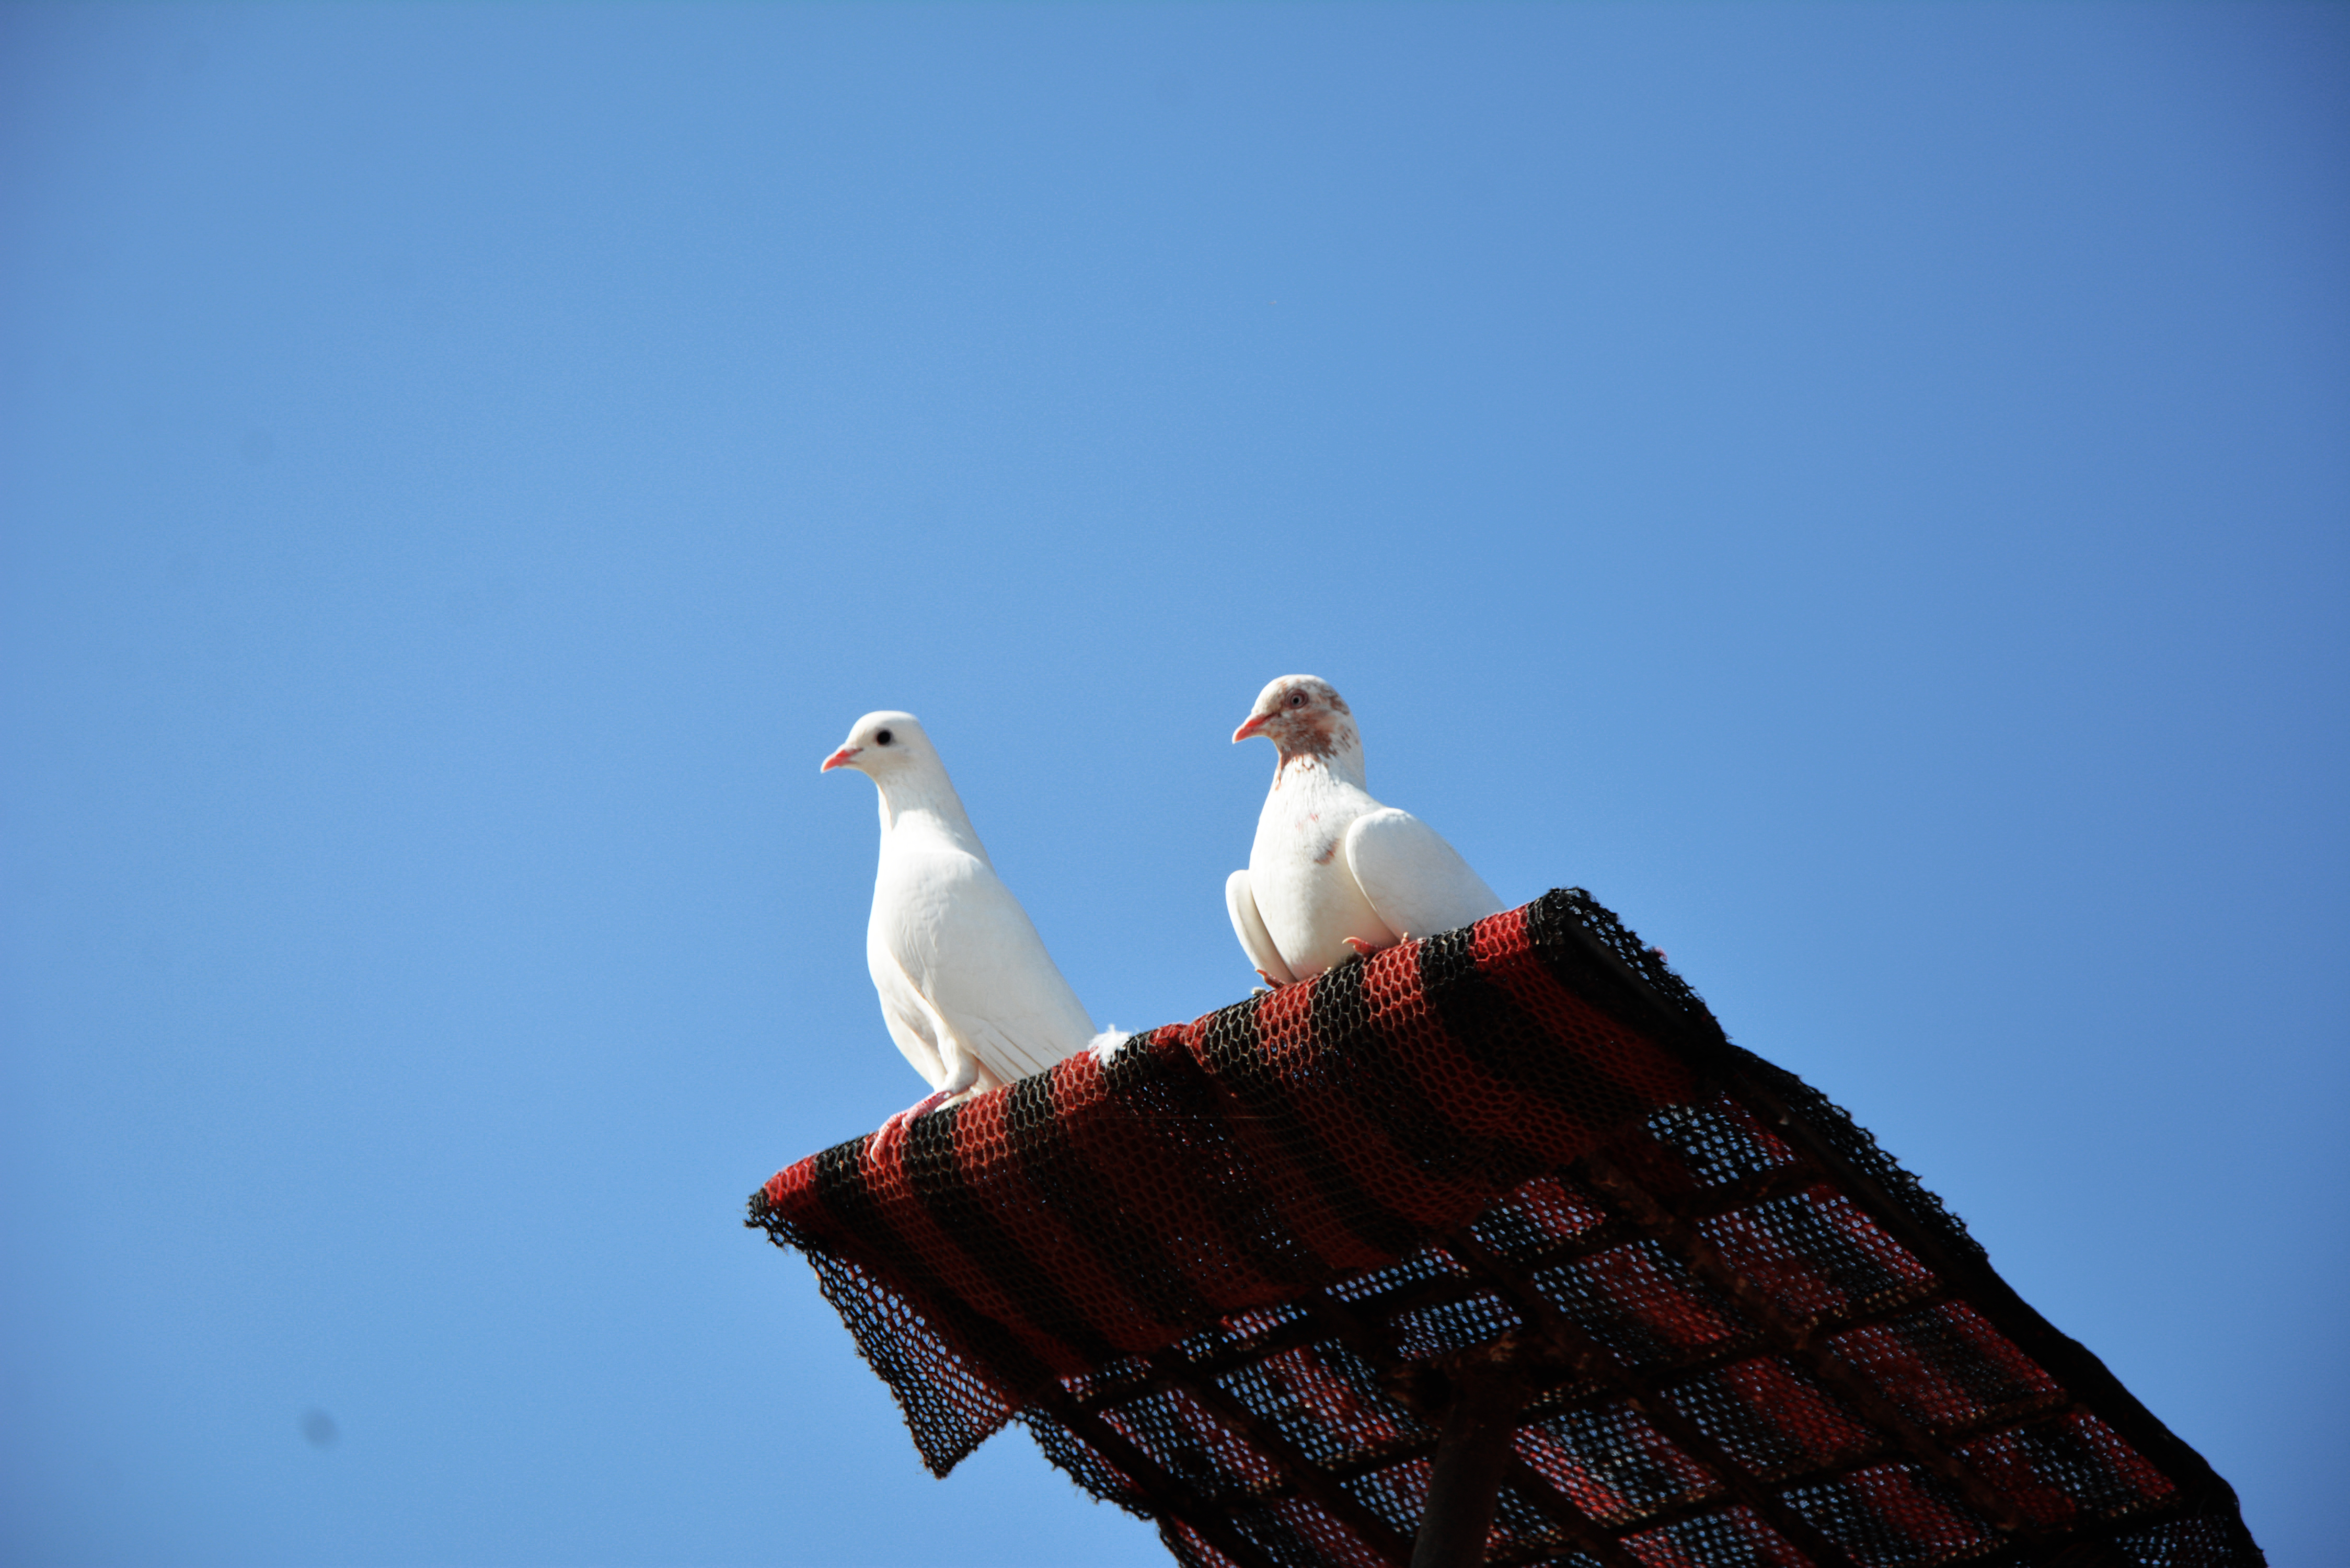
[1254,969,1291,990]
[1342,936,1382,958]
[870,1089,956,1157]
[890,1089,953,1126]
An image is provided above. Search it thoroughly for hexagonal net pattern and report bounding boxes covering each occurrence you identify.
[748,891,2261,1567]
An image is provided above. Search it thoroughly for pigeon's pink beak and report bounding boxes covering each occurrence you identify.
[820,745,861,773]
[1232,712,1272,744]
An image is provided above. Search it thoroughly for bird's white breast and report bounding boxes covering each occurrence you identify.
[869,824,984,972]
[1247,759,1397,976]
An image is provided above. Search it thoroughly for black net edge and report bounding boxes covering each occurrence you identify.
[747,1189,1018,1476]
[1721,1043,1986,1270]
[1533,889,1986,1270]
[1534,886,1715,1027]
[2109,1506,2271,1568]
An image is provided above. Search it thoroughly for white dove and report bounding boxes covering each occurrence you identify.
[822,711,1104,1126]
[1225,675,1505,986]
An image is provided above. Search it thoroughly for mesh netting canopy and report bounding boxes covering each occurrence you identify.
[747,891,2261,1568]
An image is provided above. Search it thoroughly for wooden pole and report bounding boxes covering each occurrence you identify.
[1408,1363,1528,1568]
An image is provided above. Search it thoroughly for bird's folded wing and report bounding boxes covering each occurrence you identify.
[1224,869,1297,986]
[881,995,952,1090]
[870,932,954,1089]
[959,1016,1059,1086]
[1343,808,1505,941]
[894,859,1096,1083]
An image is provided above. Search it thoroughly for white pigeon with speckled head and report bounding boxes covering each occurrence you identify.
[1225,676,1505,986]
[823,711,1110,1125]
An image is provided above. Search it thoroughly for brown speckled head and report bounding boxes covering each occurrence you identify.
[1232,675,1360,765]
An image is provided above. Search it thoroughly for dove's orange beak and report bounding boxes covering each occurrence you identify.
[1232,712,1272,744]
[820,745,861,773]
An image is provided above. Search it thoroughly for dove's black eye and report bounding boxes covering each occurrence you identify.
[1286,691,1305,708]
[875,729,894,745]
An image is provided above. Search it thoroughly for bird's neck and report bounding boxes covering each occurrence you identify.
[1275,739,1368,793]
[875,775,990,860]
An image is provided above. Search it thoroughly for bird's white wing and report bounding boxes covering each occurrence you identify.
[868,939,952,1090]
[1343,808,1505,941]
[881,849,1096,1086]
[1225,869,1298,986]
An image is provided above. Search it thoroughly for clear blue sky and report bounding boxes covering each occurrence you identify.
[2,5,2342,1564]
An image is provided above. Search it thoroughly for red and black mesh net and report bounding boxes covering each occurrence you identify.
[748,890,2262,1568]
